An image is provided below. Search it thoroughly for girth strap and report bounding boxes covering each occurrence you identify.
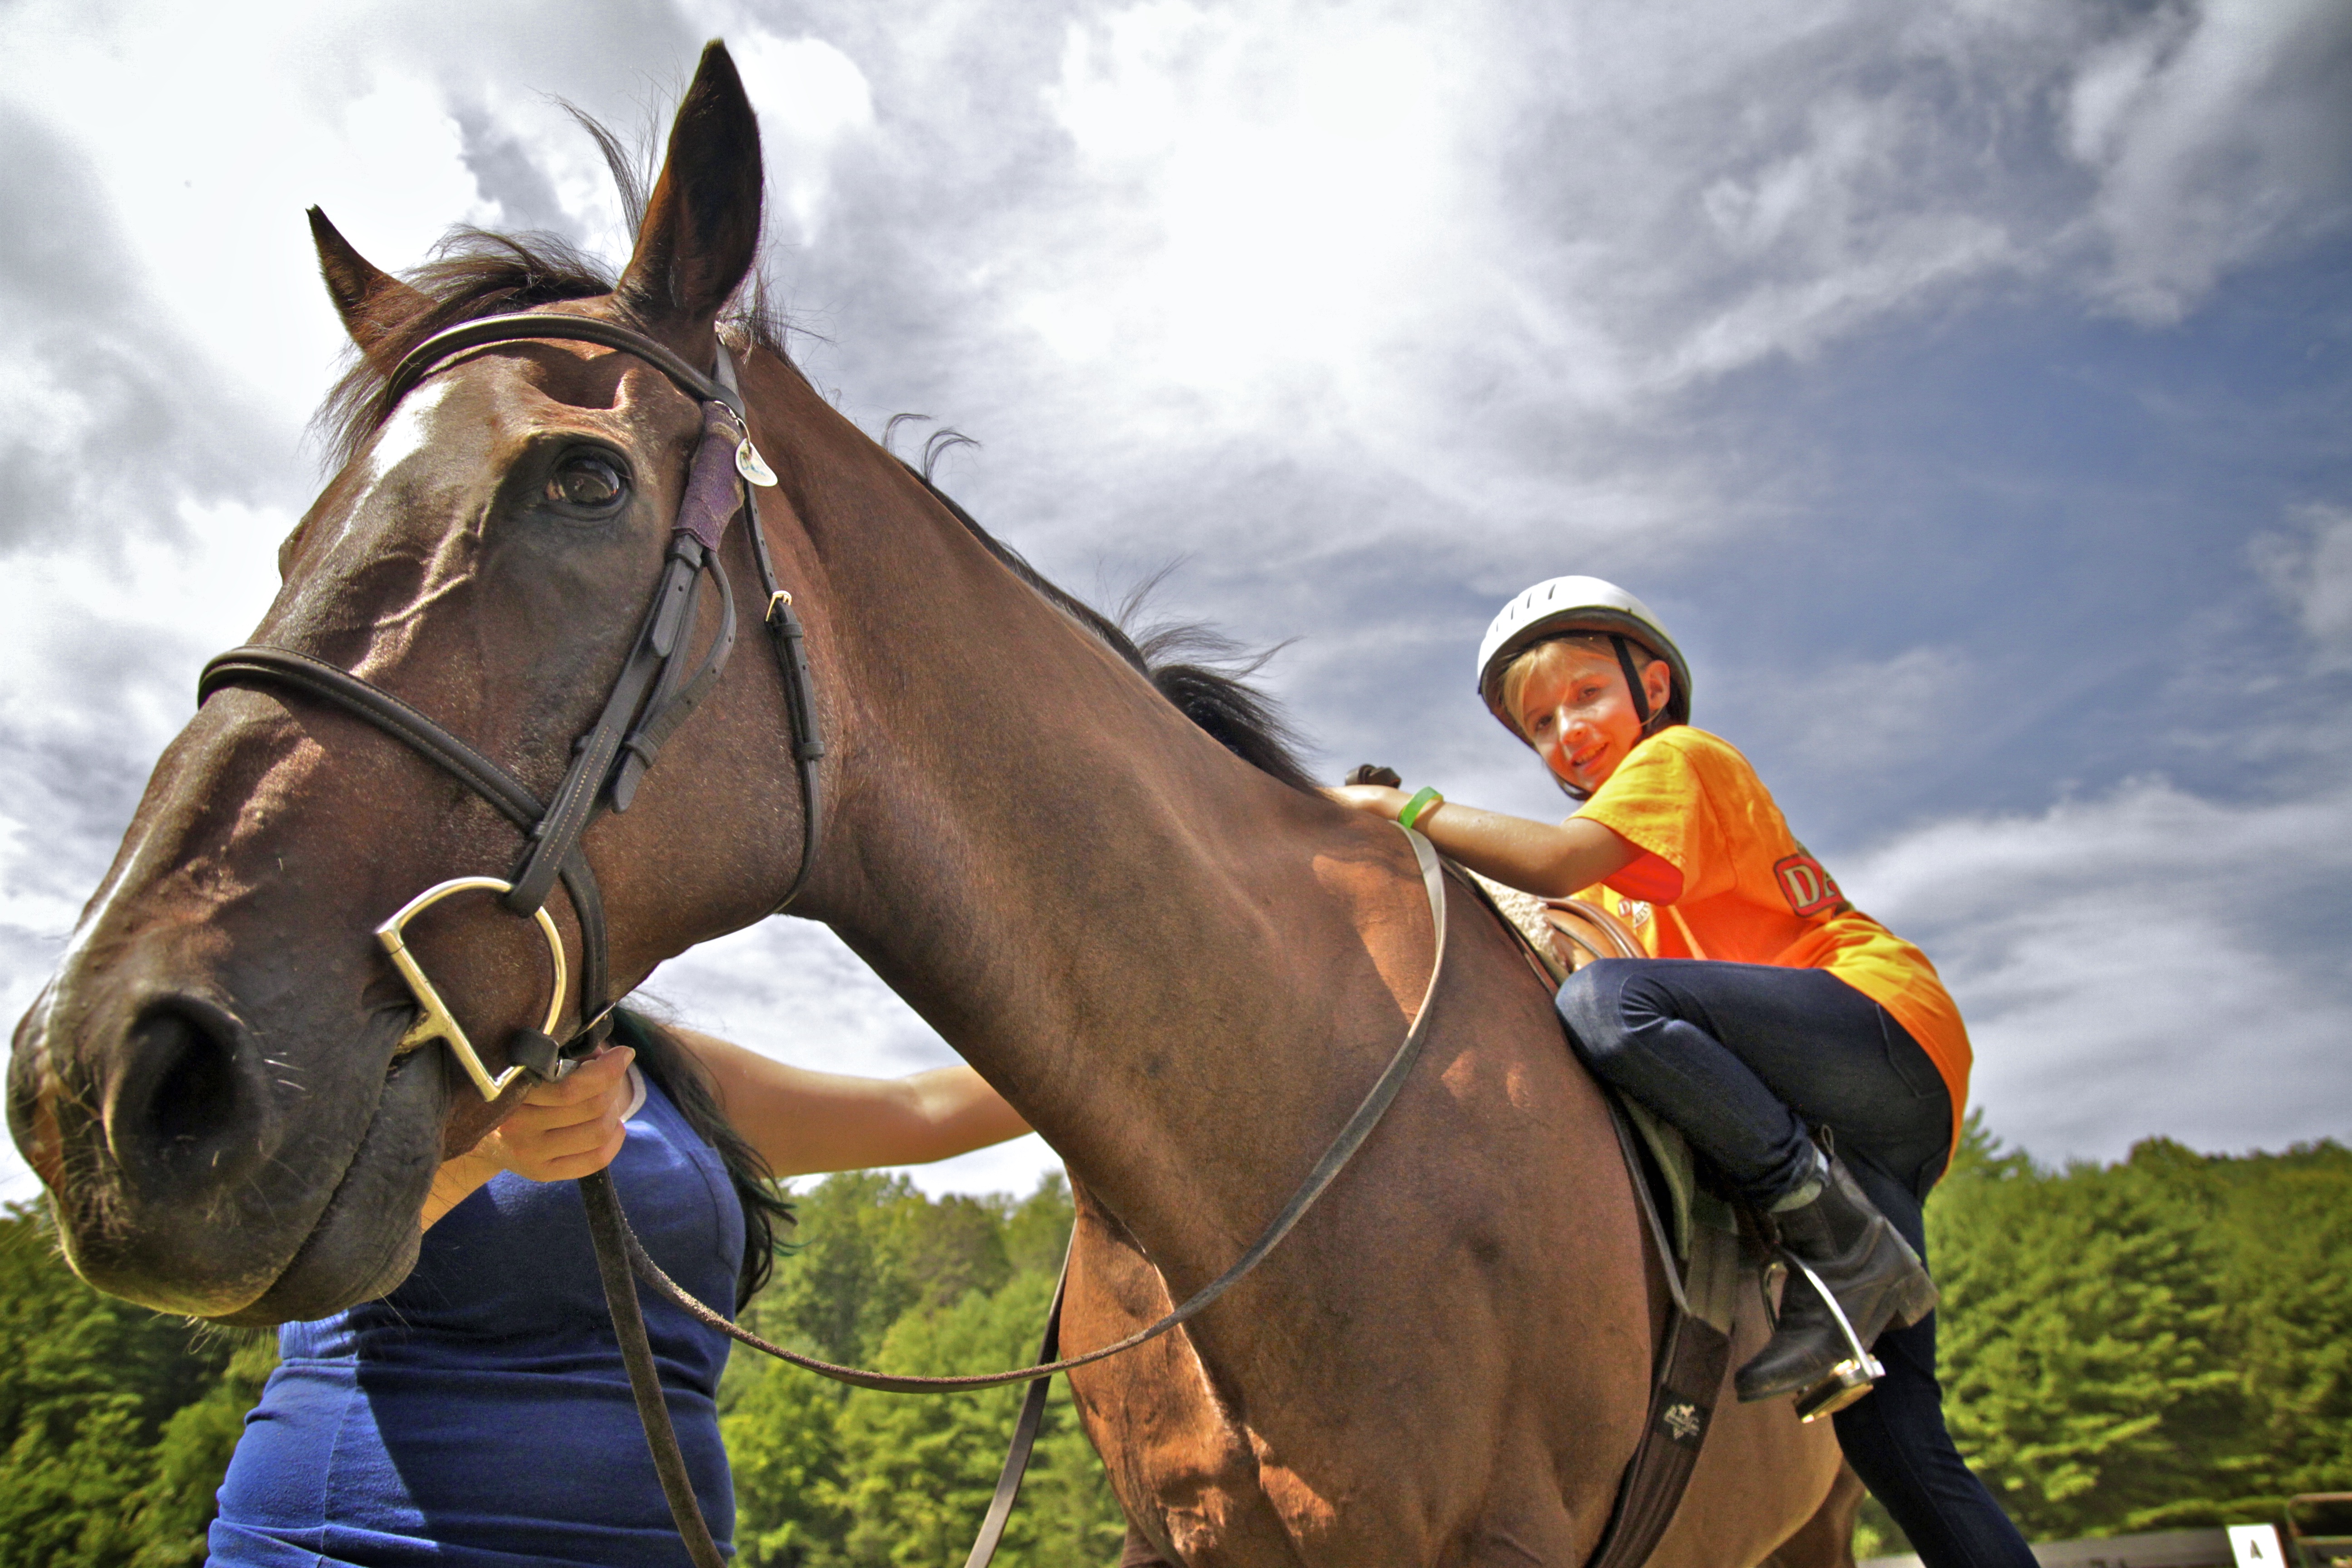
[1454,871,1738,1568]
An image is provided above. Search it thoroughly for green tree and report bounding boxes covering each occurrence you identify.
[830,1270,1124,1568]
[724,1351,849,1568]
[725,1172,1119,1568]
[0,1201,265,1568]
[2165,1139,2352,1511]
[752,1173,1015,1367]
[1931,1132,2250,1536]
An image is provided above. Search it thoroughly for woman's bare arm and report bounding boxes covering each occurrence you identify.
[1326,784,1641,899]
[419,1032,1032,1232]
[671,1026,1032,1179]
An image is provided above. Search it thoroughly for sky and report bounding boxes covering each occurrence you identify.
[1,0,2347,1204]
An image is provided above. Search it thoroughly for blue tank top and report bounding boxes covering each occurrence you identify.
[210,1073,745,1567]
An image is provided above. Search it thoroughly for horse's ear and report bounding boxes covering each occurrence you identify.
[308,207,430,368]
[615,41,763,335]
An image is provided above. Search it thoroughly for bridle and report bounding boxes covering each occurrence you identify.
[198,311,827,1097]
[194,312,1457,1568]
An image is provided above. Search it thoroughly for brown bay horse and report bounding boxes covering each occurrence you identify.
[7,44,1852,1567]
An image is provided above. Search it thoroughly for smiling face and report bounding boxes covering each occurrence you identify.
[1506,636,1674,795]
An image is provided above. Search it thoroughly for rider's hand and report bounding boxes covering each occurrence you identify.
[1324,784,1409,819]
[422,1045,637,1230]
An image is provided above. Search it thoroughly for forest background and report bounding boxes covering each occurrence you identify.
[2,1118,2346,1567]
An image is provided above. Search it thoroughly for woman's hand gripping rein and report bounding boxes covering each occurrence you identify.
[422,1044,639,1230]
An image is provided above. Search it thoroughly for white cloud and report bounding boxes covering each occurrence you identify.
[1751,645,1976,781]
[2064,0,2352,322]
[729,30,876,245]
[2253,504,2352,667]
[1842,775,2352,1162]
[1025,2,1476,434]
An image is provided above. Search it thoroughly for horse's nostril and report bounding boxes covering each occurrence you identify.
[115,1000,263,1188]
[142,1010,235,1147]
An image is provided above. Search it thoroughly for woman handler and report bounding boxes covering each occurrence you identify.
[1329,577,2034,1568]
[210,1013,1031,1567]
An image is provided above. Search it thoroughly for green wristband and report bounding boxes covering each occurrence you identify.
[1398,786,1444,833]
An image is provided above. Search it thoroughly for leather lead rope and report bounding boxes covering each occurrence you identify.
[582,1167,727,1568]
[960,1259,1065,1568]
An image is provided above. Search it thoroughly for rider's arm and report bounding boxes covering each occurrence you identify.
[1325,785,1642,901]
[670,1025,1032,1179]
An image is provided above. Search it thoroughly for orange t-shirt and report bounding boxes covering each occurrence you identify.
[1568,726,1971,1142]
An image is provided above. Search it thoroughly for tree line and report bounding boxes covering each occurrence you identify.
[1,1122,2344,1565]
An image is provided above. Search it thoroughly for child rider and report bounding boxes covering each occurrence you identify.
[1328,577,2036,1568]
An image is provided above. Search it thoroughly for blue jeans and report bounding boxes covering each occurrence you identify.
[1555,958,2034,1568]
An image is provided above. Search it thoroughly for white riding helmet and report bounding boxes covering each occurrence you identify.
[1475,576,1693,738]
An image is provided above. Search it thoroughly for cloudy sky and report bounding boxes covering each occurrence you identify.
[3,0,2347,1202]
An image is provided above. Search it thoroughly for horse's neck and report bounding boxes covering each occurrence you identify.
[769,391,1429,1264]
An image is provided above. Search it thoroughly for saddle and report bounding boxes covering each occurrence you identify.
[1463,870,1751,1568]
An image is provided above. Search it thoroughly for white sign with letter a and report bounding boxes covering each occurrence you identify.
[2229,1524,2283,1567]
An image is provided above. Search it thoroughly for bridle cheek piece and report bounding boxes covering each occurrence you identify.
[197,313,827,1101]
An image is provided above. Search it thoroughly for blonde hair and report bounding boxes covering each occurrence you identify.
[1498,634,1668,737]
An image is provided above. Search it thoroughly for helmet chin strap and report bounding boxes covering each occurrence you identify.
[1548,636,1669,804]
[1611,635,1661,730]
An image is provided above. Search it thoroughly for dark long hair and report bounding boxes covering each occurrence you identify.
[608,1009,793,1310]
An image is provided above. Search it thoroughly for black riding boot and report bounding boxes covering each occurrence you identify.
[1736,1153,1939,1418]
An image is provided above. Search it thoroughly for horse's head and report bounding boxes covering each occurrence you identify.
[7,44,805,1322]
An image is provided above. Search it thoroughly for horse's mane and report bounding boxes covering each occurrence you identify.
[901,459,1318,793]
[312,198,1318,796]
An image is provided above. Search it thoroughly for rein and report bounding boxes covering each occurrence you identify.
[635,825,1449,1396]
[194,312,1455,1568]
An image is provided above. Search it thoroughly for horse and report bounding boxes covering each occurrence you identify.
[8,42,1855,1567]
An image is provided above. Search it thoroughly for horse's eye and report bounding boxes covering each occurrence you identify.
[548,455,625,509]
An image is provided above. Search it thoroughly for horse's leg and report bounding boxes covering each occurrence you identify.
[1759,1464,1865,1568]
[1646,1273,1845,1568]
[1063,1185,1308,1567]
[1121,1522,1181,1567]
